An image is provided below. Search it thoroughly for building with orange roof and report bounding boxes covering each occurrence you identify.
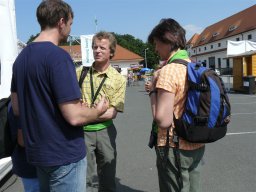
[60,44,143,76]
[187,4,256,73]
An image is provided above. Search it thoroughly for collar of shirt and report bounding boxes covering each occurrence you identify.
[91,62,112,78]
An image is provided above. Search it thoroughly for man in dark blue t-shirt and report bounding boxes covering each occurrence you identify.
[8,103,39,192]
[10,1,108,192]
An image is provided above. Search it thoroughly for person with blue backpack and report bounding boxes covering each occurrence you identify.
[147,18,231,192]
[147,18,206,192]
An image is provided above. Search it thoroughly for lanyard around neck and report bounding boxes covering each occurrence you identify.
[90,68,107,105]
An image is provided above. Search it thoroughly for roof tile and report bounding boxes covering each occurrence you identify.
[60,44,143,62]
[188,5,256,47]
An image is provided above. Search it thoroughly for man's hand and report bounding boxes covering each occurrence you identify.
[95,96,109,116]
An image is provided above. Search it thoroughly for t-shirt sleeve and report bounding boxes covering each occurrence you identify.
[50,51,81,104]
[156,65,177,94]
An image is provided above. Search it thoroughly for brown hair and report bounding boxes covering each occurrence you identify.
[36,0,74,30]
[92,31,117,59]
[148,18,186,52]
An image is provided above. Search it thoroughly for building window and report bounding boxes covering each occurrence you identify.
[209,57,215,69]
[202,60,207,67]
[248,34,252,40]
[204,47,207,50]
[226,59,230,68]
[199,48,201,52]
[200,37,206,42]
[218,43,221,47]
[194,50,196,53]
[211,45,213,49]
[218,58,221,69]
[229,25,237,31]
[212,32,220,37]
[236,37,240,41]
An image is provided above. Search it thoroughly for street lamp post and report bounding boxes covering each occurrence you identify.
[144,48,149,68]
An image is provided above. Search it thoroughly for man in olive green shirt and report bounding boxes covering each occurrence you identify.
[77,31,126,192]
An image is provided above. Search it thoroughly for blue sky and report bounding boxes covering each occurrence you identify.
[15,0,256,43]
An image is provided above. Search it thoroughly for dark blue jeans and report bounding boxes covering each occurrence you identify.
[21,178,39,192]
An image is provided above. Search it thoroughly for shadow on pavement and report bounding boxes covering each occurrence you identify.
[87,176,145,192]
[116,178,145,192]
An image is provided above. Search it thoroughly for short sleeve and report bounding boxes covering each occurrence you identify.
[156,65,178,94]
[49,51,81,104]
[110,76,126,112]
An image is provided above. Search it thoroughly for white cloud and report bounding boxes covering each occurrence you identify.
[183,24,203,40]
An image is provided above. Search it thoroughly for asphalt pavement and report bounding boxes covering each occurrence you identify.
[1,81,256,192]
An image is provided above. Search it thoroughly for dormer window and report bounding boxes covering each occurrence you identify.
[200,37,206,42]
[212,32,219,37]
[229,25,237,31]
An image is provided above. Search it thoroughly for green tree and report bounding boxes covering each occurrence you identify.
[26,33,39,44]
[26,33,159,68]
[26,34,80,46]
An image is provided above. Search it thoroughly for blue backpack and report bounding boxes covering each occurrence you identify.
[172,59,231,143]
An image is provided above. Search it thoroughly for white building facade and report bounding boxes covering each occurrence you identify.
[187,5,256,74]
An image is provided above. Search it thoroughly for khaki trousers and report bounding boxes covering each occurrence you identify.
[155,146,205,192]
[84,124,117,192]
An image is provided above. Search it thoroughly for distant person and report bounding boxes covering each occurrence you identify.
[8,104,39,192]
[146,18,205,192]
[77,31,126,192]
[127,71,134,86]
[137,71,141,81]
[11,1,108,191]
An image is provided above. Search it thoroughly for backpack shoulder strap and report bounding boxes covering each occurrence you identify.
[171,59,189,66]
[78,66,89,88]
[172,59,203,70]
[0,97,11,109]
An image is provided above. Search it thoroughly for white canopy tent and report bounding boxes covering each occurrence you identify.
[227,40,256,57]
[0,0,18,99]
[0,0,18,181]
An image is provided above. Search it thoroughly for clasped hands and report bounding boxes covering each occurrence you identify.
[81,96,109,116]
